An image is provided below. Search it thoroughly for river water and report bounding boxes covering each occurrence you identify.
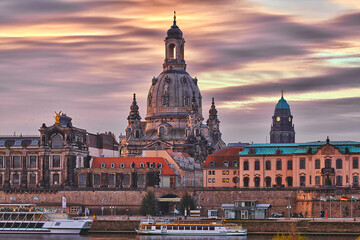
[0,235,356,240]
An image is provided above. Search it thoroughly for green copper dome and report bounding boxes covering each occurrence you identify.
[275,96,290,109]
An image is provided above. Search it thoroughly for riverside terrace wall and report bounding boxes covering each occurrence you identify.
[0,188,360,218]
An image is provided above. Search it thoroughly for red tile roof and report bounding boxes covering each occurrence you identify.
[203,148,243,168]
[91,157,176,175]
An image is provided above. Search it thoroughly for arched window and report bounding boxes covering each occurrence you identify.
[254,177,260,187]
[336,159,342,169]
[254,160,260,171]
[233,161,238,167]
[286,177,293,187]
[243,161,249,170]
[120,163,125,168]
[51,134,63,149]
[243,177,249,187]
[140,163,144,168]
[159,126,165,136]
[209,161,215,167]
[265,160,271,170]
[180,44,184,59]
[162,95,169,106]
[276,176,282,186]
[325,159,331,168]
[101,163,105,168]
[111,163,115,168]
[169,44,176,59]
[276,159,282,170]
[184,96,190,106]
[223,161,229,167]
[353,176,359,187]
[300,176,306,186]
[265,177,271,187]
[130,162,135,168]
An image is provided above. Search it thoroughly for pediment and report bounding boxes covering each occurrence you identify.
[318,144,338,156]
[145,140,174,150]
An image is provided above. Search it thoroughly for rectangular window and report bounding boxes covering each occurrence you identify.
[13,174,20,185]
[0,174,3,185]
[265,161,271,170]
[243,161,249,170]
[287,160,293,170]
[13,156,21,168]
[79,174,86,185]
[222,178,225,183]
[226,170,229,175]
[52,155,61,168]
[255,160,260,170]
[208,178,212,183]
[208,170,212,175]
[212,171,215,175]
[233,170,237,175]
[108,174,115,185]
[123,174,130,185]
[300,158,306,169]
[300,176,306,186]
[94,174,100,185]
[315,159,320,169]
[138,174,145,185]
[276,160,282,170]
[353,158,359,169]
[30,156,37,168]
[0,156,3,168]
[222,170,225,175]
[315,176,320,185]
[53,174,59,184]
[212,178,215,183]
[29,173,36,185]
[336,176,342,186]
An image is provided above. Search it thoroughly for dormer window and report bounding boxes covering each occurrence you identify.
[111,163,115,168]
[150,162,154,168]
[209,161,215,167]
[233,161,238,167]
[276,149,282,155]
[140,163,145,168]
[100,163,105,168]
[130,162,135,168]
[223,161,229,167]
[157,163,163,168]
[120,163,125,168]
[249,148,255,154]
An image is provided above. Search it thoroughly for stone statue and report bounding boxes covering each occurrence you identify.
[54,111,62,124]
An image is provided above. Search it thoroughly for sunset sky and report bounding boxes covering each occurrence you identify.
[1,0,360,144]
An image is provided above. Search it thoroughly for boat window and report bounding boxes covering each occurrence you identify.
[203,226,209,230]
[156,226,161,230]
[173,226,178,230]
[185,226,190,230]
[210,227,215,230]
[141,226,145,229]
[146,226,151,230]
[191,226,196,230]
[179,226,184,230]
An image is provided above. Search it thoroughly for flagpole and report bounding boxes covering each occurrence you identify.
[330,200,332,218]
[351,198,353,218]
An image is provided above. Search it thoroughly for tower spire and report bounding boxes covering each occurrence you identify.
[173,11,176,26]
[281,89,284,98]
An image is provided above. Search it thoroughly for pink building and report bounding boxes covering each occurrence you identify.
[239,138,360,188]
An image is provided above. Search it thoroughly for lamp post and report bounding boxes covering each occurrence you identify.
[288,191,293,219]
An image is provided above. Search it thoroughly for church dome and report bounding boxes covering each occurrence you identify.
[275,96,290,109]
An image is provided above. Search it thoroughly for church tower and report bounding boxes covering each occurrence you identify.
[126,93,143,141]
[270,91,295,143]
[207,98,221,143]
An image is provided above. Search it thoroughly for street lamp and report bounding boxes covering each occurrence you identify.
[288,191,293,218]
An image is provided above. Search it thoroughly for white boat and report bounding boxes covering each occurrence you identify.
[0,205,92,234]
[136,218,247,236]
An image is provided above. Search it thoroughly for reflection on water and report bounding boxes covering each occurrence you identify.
[0,234,356,240]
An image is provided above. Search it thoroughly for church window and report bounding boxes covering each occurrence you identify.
[162,95,169,106]
[30,156,37,168]
[135,130,140,139]
[209,161,215,167]
[101,163,106,168]
[51,134,63,149]
[13,174,20,185]
[254,160,260,170]
[243,177,249,187]
[223,161,229,167]
[336,159,342,169]
[243,161,249,170]
[276,159,282,170]
[53,173,59,185]
[300,176,306,186]
[233,161,238,167]
[29,173,36,185]
[254,177,260,187]
[169,44,176,59]
[13,156,21,168]
[265,177,271,187]
[111,163,115,168]
[315,159,320,169]
[265,160,271,170]
[0,156,3,168]
[353,158,359,169]
[300,158,306,169]
[159,126,165,136]
[52,155,61,168]
[325,159,331,168]
[184,96,190,106]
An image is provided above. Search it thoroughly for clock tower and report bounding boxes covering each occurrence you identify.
[270,91,295,143]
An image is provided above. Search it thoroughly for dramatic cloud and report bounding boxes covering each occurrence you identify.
[1,0,360,144]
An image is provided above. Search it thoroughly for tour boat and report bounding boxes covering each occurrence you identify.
[0,205,92,234]
[136,218,247,236]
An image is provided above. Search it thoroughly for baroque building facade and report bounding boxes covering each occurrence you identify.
[120,15,226,162]
[270,91,295,143]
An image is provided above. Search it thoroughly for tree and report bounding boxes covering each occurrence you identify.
[179,192,196,214]
[140,190,157,216]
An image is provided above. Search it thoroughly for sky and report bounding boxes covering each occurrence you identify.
[1,0,360,144]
